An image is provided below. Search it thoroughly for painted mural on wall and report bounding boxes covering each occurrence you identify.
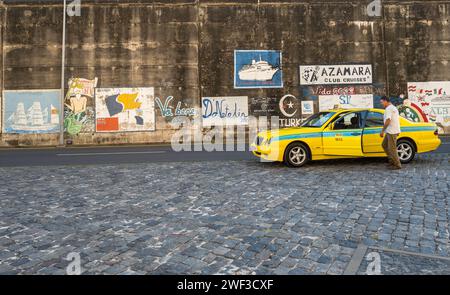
[249,97,278,128]
[319,94,374,111]
[407,82,450,134]
[3,90,60,134]
[248,95,303,128]
[299,64,373,85]
[201,96,249,127]
[278,94,303,127]
[234,50,283,89]
[302,85,372,97]
[156,96,199,127]
[397,100,428,123]
[249,97,278,117]
[156,96,197,118]
[95,87,155,132]
[302,101,314,115]
[64,77,98,135]
[300,84,386,109]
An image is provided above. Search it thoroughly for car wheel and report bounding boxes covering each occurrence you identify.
[284,143,310,167]
[397,140,416,164]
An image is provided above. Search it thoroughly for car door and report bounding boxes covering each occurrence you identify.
[362,110,385,153]
[322,111,364,156]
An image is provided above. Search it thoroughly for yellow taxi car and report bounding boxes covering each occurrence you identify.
[251,109,441,167]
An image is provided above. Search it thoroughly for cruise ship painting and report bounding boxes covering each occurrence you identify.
[7,102,59,132]
[238,56,280,81]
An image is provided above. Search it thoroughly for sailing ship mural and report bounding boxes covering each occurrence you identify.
[234,50,283,89]
[3,90,61,134]
[238,57,279,81]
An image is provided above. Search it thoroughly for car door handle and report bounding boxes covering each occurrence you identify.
[351,132,361,136]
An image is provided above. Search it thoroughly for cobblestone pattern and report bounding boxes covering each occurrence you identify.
[0,154,448,274]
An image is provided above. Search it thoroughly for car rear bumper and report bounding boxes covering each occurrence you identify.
[417,137,441,153]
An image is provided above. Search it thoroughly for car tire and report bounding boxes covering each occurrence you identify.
[284,143,310,167]
[397,139,416,164]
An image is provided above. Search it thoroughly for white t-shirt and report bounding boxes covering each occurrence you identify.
[384,104,401,134]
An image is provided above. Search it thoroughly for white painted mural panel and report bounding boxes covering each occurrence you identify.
[319,94,374,111]
[407,82,450,134]
[95,87,155,132]
[201,96,249,127]
[300,64,373,86]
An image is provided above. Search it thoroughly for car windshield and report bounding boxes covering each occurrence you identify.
[301,112,335,127]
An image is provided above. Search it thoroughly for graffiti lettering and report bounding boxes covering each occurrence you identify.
[339,95,351,104]
[279,118,302,128]
[175,103,196,116]
[320,66,371,78]
[315,86,356,96]
[202,99,248,120]
[431,107,449,115]
[319,94,373,112]
[156,96,197,118]
[201,97,249,127]
[156,96,173,117]
[300,64,373,86]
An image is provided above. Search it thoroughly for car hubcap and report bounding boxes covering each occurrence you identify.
[289,147,306,165]
[397,143,413,161]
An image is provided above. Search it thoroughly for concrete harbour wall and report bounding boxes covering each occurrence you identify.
[0,0,449,147]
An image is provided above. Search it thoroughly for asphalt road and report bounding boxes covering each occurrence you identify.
[0,137,449,167]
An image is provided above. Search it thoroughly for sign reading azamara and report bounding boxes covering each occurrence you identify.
[300,64,373,85]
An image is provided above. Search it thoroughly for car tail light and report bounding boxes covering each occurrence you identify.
[434,129,439,136]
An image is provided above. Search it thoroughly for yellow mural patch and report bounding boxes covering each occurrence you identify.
[117,93,141,111]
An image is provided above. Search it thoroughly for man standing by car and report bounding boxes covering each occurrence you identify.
[380,96,402,170]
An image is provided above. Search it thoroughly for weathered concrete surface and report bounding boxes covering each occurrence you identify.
[0,1,449,146]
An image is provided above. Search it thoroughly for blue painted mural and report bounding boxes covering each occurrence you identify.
[3,90,61,134]
[234,50,283,89]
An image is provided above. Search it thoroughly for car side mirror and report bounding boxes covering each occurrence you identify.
[330,122,335,130]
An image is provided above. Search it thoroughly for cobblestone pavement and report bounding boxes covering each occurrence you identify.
[0,154,449,275]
